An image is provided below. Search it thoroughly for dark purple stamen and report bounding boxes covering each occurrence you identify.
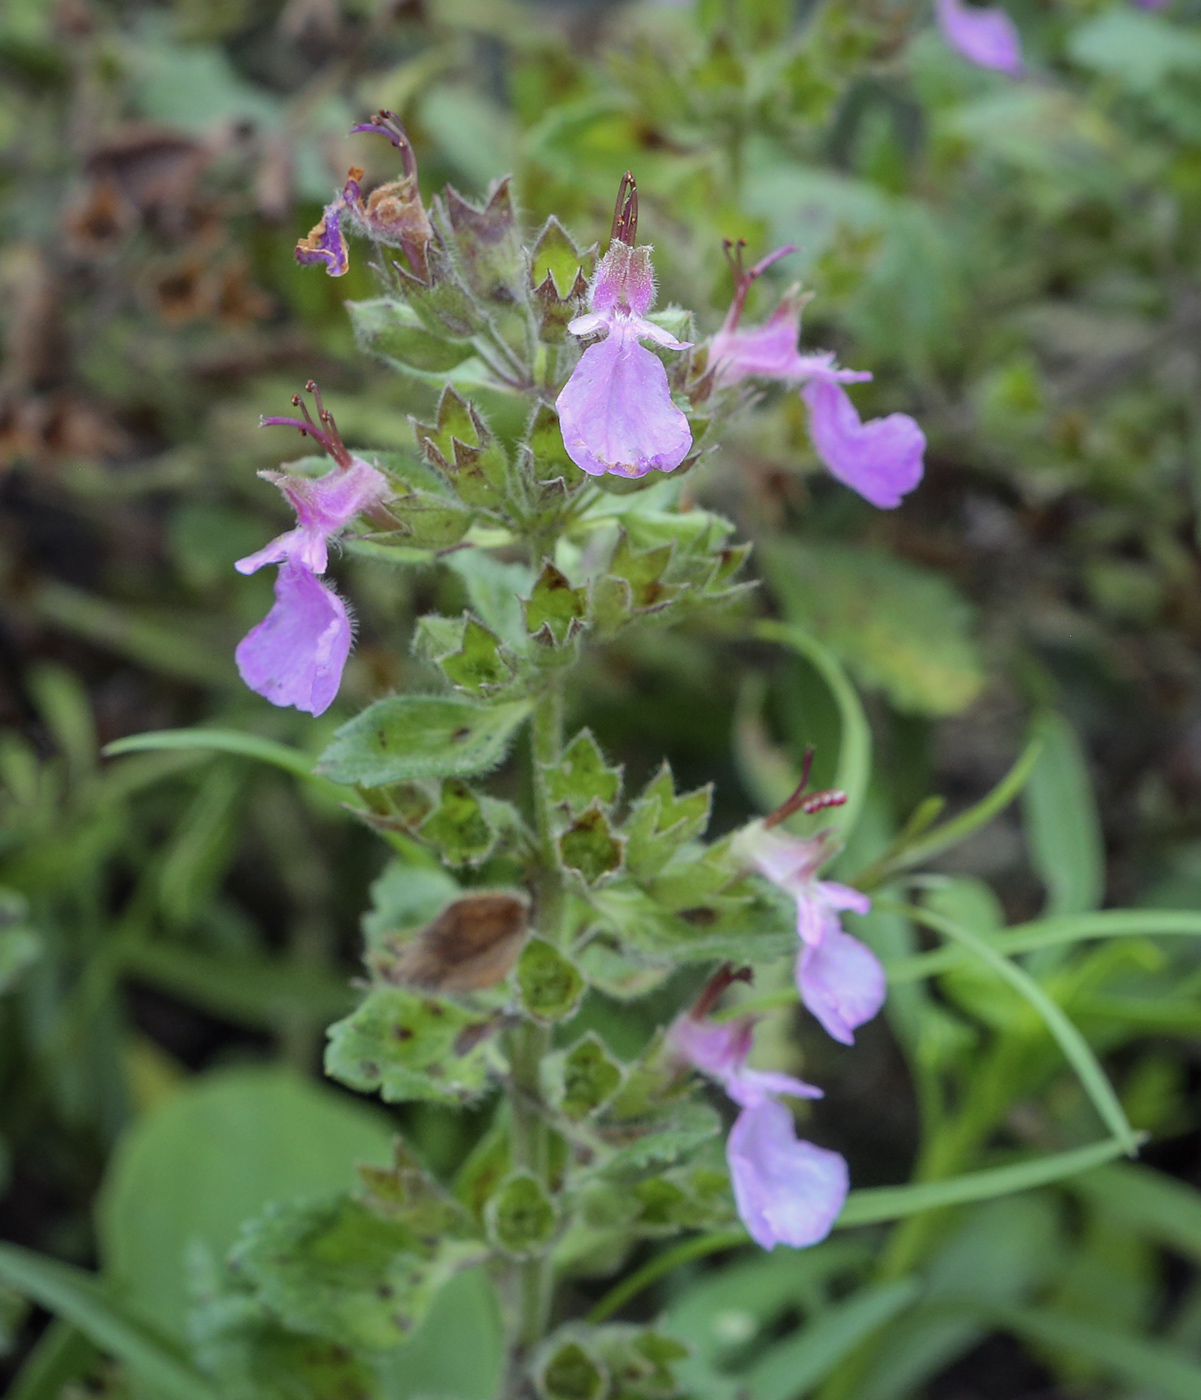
[350,110,418,180]
[762,746,847,829]
[691,963,754,1021]
[722,239,799,330]
[260,381,352,468]
[611,171,638,247]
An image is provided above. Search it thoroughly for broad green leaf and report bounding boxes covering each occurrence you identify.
[1021,712,1104,917]
[348,298,477,373]
[317,696,532,787]
[96,1067,394,1339]
[761,542,984,717]
[324,986,498,1104]
[373,1268,503,1400]
[999,1307,1201,1400]
[0,1244,218,1400]
[229,1193,484,1349]
[1068,8,1201,92]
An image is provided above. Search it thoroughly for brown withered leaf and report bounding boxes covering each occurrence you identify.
[376,892,528,994]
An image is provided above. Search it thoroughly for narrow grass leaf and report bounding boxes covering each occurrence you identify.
[0,1245,219,1400]
[898,904,1139,1153]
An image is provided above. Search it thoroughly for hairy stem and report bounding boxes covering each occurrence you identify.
[503,680,566,1388]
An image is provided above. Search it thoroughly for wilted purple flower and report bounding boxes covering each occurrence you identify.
[710,243,923,509]
[732,812,885,1046]
[296,112,432,281]
[294,170,360,278]
[934,0,1024,76]
[236,384,385,715]
[668,996,847,1250]
[555,173,693,479]
[801,377,926,512]
[235,561,353,717]
[728,1100,850,1250]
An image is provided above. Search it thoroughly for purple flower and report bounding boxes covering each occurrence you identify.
[710,246,868,392]
[235,561,352,717]
[236,384,387,715]
[555,173,693,479]
[728,1100,850,1250]
[668,1014,822,1110]
[710,243,923,509]
[668,1007,847,1249]
[733,822,885,1046]
[801,377,925,511]
[934,0,1025,76]
[235,457,390,577]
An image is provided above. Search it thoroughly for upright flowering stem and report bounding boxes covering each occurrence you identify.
[504,680,565,1371]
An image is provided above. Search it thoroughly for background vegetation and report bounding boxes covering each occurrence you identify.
[4,0,1201,1395]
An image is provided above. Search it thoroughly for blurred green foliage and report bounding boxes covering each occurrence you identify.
[5,0,1201,1395]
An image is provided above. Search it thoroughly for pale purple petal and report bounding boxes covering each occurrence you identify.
[797,931,887,1046]
[711,302,870,390]
[727,1100,848,1249]
[742,826,824,897]
[667,1014,754,1085]
[236,458,389,577]
[634,317,692,352]
[815,882,872,917]
[235,527,319,577]
[801,377,925,510]
[591,242,655,317]
[556,325,692,479]
[728,1067,823,1110]
[235,562,352,717]
[935,0,1025,76]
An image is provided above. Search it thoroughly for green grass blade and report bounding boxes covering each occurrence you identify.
[104,728,317,780]
[7,1321,97,1400]
[119,942,354,1030]
[0,1245,219,1400]
[895,903,1139,1154]
[755,620,872,840]
[838,1136,1131,1226]
[890,909,1201,982]
[744,1279,921,1400]
[854,722,1045,890]
[998,1307,1201,1400]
